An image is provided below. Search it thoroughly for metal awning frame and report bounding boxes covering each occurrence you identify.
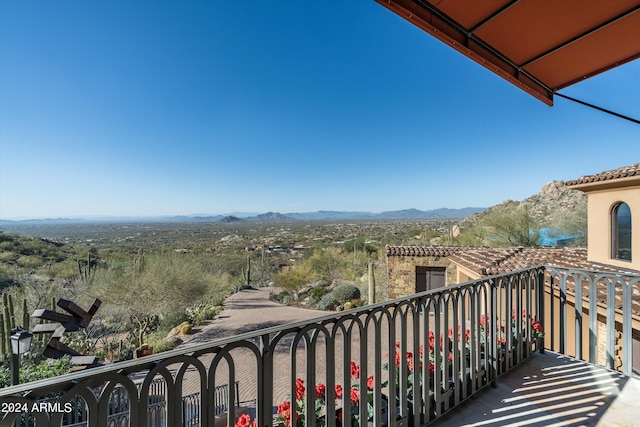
[376,0,640,106]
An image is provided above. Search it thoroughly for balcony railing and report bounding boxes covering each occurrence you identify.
[0,266,637,426]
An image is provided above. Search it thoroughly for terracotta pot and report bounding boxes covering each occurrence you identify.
[136,347,154,358]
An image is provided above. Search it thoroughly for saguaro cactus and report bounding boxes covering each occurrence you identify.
[22,299,29,331]
[7,294,15,328]
[241,256,252,285]
[78,252,98,285]
[2,295,12,355]
[0,313,5,357]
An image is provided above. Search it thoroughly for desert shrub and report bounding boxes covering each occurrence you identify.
[186,303,217,326]
[275,268,309,293]
[147,334,180,353]
[17,255,44,269]
[304,248,349,283]
[311,286,328,302]
[274,290,290,304]
[332,284,361,304]
[0,356,73,388]
[317,279,332,287]
[317,294,339,311]
[160,310,190,333]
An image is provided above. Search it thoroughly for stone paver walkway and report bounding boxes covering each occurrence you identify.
[175,287,333,409]
[178,287,327,346]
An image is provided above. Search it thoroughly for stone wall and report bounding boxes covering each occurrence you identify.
[386,255,458,299]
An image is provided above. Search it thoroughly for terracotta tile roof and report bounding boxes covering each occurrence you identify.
[387,244,640,317]
[386,245,467,257]
[449,247,594,276]
[565,164,640,187]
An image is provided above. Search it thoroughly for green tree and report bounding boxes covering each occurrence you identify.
[305,248,349,284]
[544,199,587,246]
[483,205,539,246]
[275,268,310,294]
[454,224,488,246]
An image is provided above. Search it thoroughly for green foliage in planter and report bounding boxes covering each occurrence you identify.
[332,284,361,304]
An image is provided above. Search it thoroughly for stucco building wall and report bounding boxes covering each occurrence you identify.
[583,185,640,271]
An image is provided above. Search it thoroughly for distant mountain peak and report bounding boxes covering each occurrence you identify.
[252,212,292,222]
[218,215,244,223]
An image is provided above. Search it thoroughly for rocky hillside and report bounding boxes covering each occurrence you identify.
[463,181,587,227]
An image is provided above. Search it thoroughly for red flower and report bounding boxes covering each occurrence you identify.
[277,401,292,425]
[350,388,359,404]
[315,383,326,397]
[277,401,290,414]
[532,322,543,333]
[429,362,435,375]
[234,414,255,427]
[295,378,305,400]
[335,384,343,398]
[367,375,375,390]
[350,361,360,379]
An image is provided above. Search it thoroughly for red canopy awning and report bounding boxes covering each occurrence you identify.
[375,0,640,105]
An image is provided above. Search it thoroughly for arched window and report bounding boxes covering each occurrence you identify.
[612,202,632,261]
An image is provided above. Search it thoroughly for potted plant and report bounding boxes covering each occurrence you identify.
[135,343,153,358]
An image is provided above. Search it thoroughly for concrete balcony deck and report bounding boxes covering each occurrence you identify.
[431,351,640,427]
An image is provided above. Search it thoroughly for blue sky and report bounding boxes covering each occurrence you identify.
[1,1,638,220]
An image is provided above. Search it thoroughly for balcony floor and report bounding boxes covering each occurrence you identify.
[431,351,640,427]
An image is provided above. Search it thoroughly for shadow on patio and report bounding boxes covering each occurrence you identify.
[431,351,640,427]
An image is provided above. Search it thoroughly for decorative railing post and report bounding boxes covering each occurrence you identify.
[489,277,498,388]
[257,333,273,427]
[536,268,545,354]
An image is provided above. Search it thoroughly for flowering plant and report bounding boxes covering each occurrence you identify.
[276,362,386,426]
[500,309,545,345]
[232,414,256,427]
[383,311,545,401]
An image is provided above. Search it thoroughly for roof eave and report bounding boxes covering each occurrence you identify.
[565,176,640,192]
